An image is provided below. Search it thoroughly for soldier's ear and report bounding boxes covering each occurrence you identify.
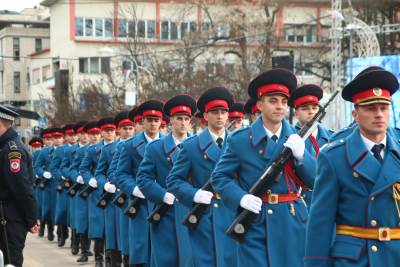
[352,109,358,123]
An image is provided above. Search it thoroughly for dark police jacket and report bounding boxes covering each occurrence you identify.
[0,127,38,229]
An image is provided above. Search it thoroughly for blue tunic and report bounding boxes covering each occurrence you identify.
[167,128,238,267]
[137,133,193,267]
[211,117,317,267]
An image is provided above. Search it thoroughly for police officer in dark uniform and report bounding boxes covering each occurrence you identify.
[0,105,39,267]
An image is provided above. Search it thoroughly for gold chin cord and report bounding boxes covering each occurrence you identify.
[393,183,400,220]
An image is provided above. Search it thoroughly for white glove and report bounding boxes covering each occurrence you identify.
[193,189,213,204]
[76,175,84,184]
[43,171,52,179]
[163,192,175,205]
[284,134,305,161]
[132,186,145,199]
[89,178,98,188]
[104,182,116,193]
[61,176,66,180]
[240,194,262,214]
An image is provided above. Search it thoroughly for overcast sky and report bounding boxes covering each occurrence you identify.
[1,0,43,12]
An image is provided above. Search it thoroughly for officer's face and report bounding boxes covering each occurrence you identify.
[89,132,101,144]
[257,94,288,124]
[66,134,78,144]
[53,136,64,146]
[79,133,89,144]
[143,116,161,136]
[353,103,390,136]
[135,120,143,133]
[171,114,191,136]
[204,109,228,131]
[102,128,116,142]
[228,118,243,131]
[295,104,319,125]
[43,138,53,146]
[119,125,134,139]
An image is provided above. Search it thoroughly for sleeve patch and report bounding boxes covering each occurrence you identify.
[10,158,21,173]
[8,151,22,159]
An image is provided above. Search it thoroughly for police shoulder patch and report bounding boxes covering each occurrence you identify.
[9,158,21,173]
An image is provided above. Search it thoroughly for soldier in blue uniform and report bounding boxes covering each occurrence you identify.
[131,106,144,134]
[137,95,196,267]
[70,121,94,263]
[79,120,105,267]
[194,110,207,133]
[305,66,400,267]
[29,137,44,236]
[160,115,170,134]
[228,102,245,131]
[166,87,238,267]
[48,127,70,247]
[211,69,317,267]
[289,84,334,207]
[244,97,259,123]
[108,111,135,267]
[115,100,164,267]
[61,121,85,255]
[34,128,56,242]
[93,117,120,266]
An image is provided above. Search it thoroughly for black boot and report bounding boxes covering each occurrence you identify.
[38,220,45,237]
[122,255,129,267]
[77,233,90,263]
[94,239,105,267]
[47,221,54,241]
[110,250,122,267]
[71,229,79,255]
[105,250,111,267]
[57,225,66,247]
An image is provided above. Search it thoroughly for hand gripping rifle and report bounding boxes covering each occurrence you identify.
[112,190,128,208]
[97,181,115,209]
[79,184,96,200]
[181,119,238,229]
[225,90,339,243]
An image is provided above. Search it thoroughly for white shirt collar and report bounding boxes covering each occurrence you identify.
[172,134,187,146]
[209,129,225,143]
[312,127,318,138]
[263,123,282,139]
[104,140,114,145]
[360,133,386,158]
[144,132,160,143]
[79,142,86,148]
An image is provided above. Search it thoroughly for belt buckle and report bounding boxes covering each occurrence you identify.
[268,194,279,204]
[378,228,391,241]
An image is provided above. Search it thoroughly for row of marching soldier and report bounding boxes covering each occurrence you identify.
[4,65,397,267]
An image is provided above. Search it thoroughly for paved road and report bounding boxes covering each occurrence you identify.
[24,234,95,267]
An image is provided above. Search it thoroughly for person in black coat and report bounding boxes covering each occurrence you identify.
[0,105,39,267]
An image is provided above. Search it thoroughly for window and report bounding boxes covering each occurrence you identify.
[95,19,103,37]
[42,65,51,81]
[35,38,42,52]
[128,20,136,38]
[180,22,189,39]
[161,21,169,40]
[105,19,113,37]
[90,57,100,73]
[101,58,110,74]
[79,58,109,74]
[13,38,20,61]
[171,22,178,40]
[85,18,93,36]
[217,23,230,38]
[202,21,211,31]
[32,68,40,84]
[190,22,197,33]
[147,20,155,39]
[118,19,127,37]
[79,58,89,73]
[295,62,313,77]
[75,17,83,36]
[137,20,145,38]
[285,25,316,44]
[14,72,20,93]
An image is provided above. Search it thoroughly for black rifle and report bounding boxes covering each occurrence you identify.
[147,198,173,224]
[38,177,51,190]
[181,181,213,230]
[112,190,127,208]
[124,197,145,218]
[97,191,114,209]
[63,177,73,190]
[226,90,339,243]
[67,182,84,198]
[56,179,66,192]
[79,184,96,199]
[33,176,41,187]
